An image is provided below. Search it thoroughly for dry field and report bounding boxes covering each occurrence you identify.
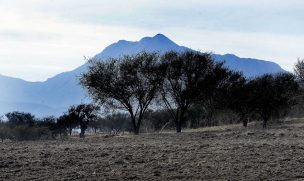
[2,119,304,180]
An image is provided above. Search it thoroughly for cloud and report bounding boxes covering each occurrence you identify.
[0,0,303,80]
[0,10,156,81]
[168,29,304,71]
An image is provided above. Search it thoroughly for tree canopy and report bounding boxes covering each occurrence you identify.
[161,51,244,132]
[81,52,166,134]
[248,73,299,128]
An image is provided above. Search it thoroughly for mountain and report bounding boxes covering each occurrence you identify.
[0,34,286,117]
[213,54,285,76]
[96,34,188,59]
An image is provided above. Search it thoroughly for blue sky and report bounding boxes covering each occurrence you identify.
[0,0,303,81]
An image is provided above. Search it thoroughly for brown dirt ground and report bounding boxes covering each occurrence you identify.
[2,119,304,180]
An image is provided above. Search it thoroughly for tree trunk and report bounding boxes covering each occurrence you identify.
[134,126,140,135]
[241,115,248,127]
[79,124,87,138]
[263,119,267,129]
[176,110,185,133]
[243,119,248,127]
[69,127,72,136]
[131,114,143,135]
[130,115,139,135]
[176,121,182,133]
[79,129,85,138]
[262,113,269,129]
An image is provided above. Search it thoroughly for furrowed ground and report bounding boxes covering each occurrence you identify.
[2,119,304,180]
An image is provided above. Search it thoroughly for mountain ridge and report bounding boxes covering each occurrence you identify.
[0,34,286,117]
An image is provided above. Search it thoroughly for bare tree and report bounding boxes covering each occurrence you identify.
[80,52,166,135]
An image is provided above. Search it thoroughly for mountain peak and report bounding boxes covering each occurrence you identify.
[153,33,170,40]
[139,33,173,43]
[117,40,128,43]
[0,34,287,117]
[97,33,185,59]
[222,54,239,59]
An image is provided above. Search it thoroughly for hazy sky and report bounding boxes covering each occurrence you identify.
[0,0,303,81]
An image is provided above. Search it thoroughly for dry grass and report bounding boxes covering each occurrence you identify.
[2,119,304,180]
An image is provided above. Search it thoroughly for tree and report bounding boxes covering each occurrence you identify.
[293,58,304,115]
[56,115,70,136]
[4,112,56,140]
[0,118,11,142]
[249,73,299,128]
[102,113,132,133]
[226,79,252,127]
[66,104,99,138]
[88,118,101,133]
[294,58,304,86]
[199,62,245,127]
[81,52,166,135]
[144,109,173,132]
[57,113,78,136]
[5,112,36,127]
[161,51,243,133]
[37,116,59,138]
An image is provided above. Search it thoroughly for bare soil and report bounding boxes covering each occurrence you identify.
[2,120,304,180]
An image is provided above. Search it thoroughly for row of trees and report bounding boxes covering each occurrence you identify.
[0,104,99,141]
[80,51,301,135]
[1,52,302,140]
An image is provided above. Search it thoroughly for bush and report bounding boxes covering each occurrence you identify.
[0,124,12,142]
[9,125,52,141]
[101,113,133,133]
[143,110,174,132]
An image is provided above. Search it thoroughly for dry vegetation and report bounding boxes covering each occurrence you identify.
[2,119,304,180]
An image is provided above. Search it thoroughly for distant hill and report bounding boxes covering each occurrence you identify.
[0,34,286,117]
